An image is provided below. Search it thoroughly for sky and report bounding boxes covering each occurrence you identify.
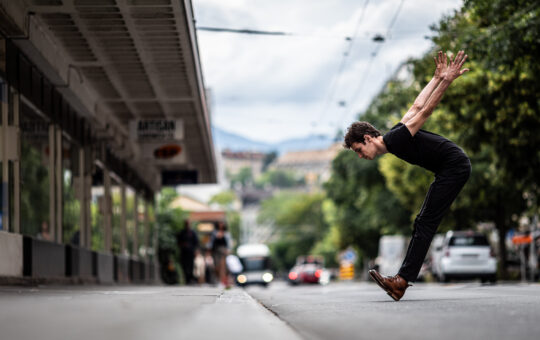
[193,0,462,143]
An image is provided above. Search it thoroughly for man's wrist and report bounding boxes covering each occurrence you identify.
[442,76,454,83]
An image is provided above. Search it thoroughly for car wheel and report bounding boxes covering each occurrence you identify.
[489,275,497,283]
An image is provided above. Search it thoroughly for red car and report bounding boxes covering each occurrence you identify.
[288,256,324,285]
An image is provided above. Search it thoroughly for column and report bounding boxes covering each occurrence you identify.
[120,182,127,255]
[143,199,149,260]
[78,146,86,247]
[132,192,138,258]
[55,128,62,243]
[11,90,19,234]
[48,125,56,241]
[103,167,112,253]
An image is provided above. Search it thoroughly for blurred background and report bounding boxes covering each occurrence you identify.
[0,0,538,288]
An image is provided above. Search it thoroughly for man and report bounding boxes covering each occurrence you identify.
[343,50,471,301]
[177,220,199,284]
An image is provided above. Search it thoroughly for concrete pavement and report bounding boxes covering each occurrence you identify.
[0,285,301,340]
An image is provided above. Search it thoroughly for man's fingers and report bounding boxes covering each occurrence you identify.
[453,50,462,64]
[459,68,470,75]
[459,54,468,67]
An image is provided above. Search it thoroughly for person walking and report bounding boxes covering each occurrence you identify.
[210,222,232,288]
[177,220,199,285]
[343,50,471,301]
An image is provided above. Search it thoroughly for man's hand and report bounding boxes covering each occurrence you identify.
[433,50,447,79]
[443,50,469,81]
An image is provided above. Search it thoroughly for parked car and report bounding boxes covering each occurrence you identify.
[288,255,324,285]
[434,231,497,283]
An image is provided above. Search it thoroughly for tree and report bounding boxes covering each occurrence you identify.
[430,0,540,275]
[156,187,188,283]
[255,169,304,189]
[258,191,332,271]
[261,151,278,172]
[229,167,253,189]
[325,150,411,261]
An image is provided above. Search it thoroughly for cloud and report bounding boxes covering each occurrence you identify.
[194,0,463,143]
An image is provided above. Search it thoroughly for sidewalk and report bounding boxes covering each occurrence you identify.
[0,285,302,340]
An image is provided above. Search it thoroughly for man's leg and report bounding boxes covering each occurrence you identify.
[398,162,471,282]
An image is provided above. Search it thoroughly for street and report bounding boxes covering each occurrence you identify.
[1,281,540,340]
[249,281,540,340]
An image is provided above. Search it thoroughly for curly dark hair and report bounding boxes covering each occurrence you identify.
[343,122,381,149]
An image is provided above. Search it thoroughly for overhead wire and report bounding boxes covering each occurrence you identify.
[312,0,371,130]
[337,0,406,129]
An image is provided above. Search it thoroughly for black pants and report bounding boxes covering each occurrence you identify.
[180,252,195,284]
[398,157,471,282]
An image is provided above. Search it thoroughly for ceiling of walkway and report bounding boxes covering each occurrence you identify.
[1,0,216,188]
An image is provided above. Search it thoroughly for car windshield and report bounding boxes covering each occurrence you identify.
[241,257,267,271]
[449,235,489,246]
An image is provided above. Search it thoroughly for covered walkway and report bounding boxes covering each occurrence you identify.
[0,0,216,284]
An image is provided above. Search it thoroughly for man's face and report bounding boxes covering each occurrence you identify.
[351,140,377,160]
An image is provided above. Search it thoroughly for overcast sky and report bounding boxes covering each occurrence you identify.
[193,0,462,143]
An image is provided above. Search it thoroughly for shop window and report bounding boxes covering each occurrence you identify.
[19,101,50,239]
[126,187,135,255]
[63,138,81,245]
[111,177,122,254]
[91,165,105,251]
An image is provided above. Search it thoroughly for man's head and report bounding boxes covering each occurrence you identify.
[343,121,382,160]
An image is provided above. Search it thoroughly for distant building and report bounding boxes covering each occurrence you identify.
[221,150,266,179]
[273,143,342,187]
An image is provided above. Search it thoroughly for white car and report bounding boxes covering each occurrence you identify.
[435,231,497,283]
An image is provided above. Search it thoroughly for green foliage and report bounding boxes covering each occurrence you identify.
[229,167,253,189]
[261,151,278,172]
[326,0,539,275]
[156,188,188,261]
[325,150,410,259]
[19,139,50,237]
[259,191,335,270]
[255,169,304,189]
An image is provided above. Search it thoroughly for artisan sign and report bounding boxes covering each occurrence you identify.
[129,119,184,142]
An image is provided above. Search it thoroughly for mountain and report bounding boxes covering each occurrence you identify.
[212,126,335,154]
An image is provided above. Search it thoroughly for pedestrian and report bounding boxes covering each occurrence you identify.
[193,248,206,284]
[204,248,216,284]
[176,220,199,285]
[210,222,232,287]
[344,51,471,301]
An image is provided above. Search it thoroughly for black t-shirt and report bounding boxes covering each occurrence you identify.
[383,123,468,173]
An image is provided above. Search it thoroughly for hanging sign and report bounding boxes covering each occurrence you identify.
[140,142,187,165]
[129,119,184,142]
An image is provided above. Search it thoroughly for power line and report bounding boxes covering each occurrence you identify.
[338,0,406,129]
[196,26,291,36]
[313,0,371,129]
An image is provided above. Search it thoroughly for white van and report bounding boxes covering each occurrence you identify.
[375,236,408,276]
[235,244,274,286]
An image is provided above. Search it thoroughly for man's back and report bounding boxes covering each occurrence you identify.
[383,123,468,173]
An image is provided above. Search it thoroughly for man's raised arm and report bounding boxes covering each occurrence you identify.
[404,50,469,136]
[401,51,447,124]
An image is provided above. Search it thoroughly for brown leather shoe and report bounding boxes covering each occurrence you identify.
[369,270,411,301]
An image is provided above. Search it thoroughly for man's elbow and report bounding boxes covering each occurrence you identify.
[409,103,423,114]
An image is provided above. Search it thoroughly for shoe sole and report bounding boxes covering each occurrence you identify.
[368,270,401,301]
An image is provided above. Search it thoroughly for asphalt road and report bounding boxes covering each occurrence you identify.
[248,281,540,340]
